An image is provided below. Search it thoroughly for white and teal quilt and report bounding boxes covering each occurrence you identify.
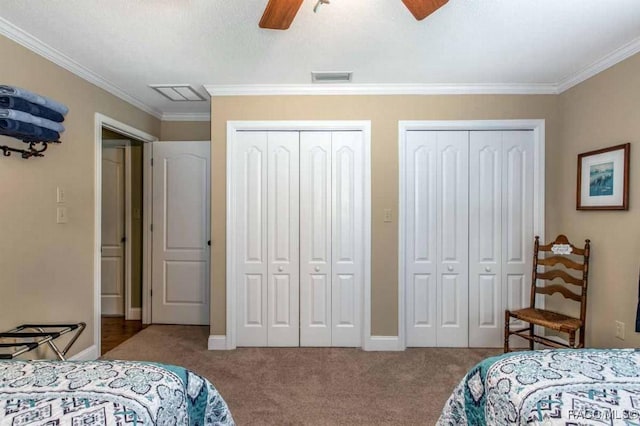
[0,360,234,425]
[438,349,640,425]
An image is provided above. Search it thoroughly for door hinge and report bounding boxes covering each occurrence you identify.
[150,224,153,232]
[150,158,154,166]
[150,289,153,297]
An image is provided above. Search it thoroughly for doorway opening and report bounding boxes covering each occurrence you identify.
[100,129,145,354]
[95,114,157,356]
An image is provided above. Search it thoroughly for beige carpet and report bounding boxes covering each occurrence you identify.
[102,325,500,425]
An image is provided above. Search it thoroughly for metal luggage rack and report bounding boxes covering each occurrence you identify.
[0,322,86,360]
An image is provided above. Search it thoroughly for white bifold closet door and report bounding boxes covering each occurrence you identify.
[299,132,364,347]
[235,130,364,347]
[405,131,469,347]
[235,131,300,347]
[405,130,533,348]
[468,131,534,348]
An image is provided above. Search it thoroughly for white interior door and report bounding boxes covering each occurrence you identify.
[404,131,438,346]
[330,131,364,347]
[101,145,125,316]
[300,132,332,346]
[469,131,503,347]
[501,131,534,348]
[267,132,300,346]
[151,141,210,325]
[235,131,269,346]
[436,131,469,347]
[404,131,469,347]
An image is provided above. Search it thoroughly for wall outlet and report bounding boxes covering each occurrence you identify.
[615,320,625,340]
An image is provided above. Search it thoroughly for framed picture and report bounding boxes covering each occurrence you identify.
[577,143,630,210]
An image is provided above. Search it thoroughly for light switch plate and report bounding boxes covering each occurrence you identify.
[56,206,68,224]
[56,187,66,203]
[383,209,392,223]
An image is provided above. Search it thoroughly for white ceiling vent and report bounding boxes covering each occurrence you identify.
[311,71,353,83]
[149,84,206,101]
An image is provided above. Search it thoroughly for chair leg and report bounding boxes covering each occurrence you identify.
[504,310,510,353]
[529,324,534,350]
[569,331,576,348]
[579,326,585,348]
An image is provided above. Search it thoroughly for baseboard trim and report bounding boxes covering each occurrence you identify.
[127,308,142,321]
[69,345,99,361]
[364,336,403,351]
[208,335,230,350]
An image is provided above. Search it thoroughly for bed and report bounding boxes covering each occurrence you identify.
[0,360,234,425]
[438,349,640,425]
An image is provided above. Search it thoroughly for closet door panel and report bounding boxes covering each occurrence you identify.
[469,131,503,347]
[235,132,269,346]
[405,131,438,347]
[267,132,300,346]
[436,131,469,347]
[331,131,364,347]
[503,131,534,346]
[300,132,332,346]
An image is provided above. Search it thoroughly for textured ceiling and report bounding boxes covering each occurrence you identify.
[1,0,639,118]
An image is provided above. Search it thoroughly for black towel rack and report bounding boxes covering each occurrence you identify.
[0,140,60,159]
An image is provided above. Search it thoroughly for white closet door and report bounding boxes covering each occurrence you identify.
[404,131,438,347]
[502,131,534,347]
[331,131,364,347]
[267,132,300,346]
[235,132,269,346]
[300,132,332,346]
[469,132,503,347]
[436,131,469,347]
[151,141,210,325]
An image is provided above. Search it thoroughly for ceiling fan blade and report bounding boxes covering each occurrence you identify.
[259,0,305,30]
[401,0,448,21]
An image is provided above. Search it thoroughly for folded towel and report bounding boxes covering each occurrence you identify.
[0,109,64,133]
[0,96,64,123]
[0,118,60,142]
[0,129,50,143]
[0,85,68,116]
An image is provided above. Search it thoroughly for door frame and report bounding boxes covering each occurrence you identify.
[398,120,546,350]
[94,113,158,356]
[225,120,372,350]
[101,140,132,318]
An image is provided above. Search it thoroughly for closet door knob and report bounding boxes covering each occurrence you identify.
[447,265,454,272]
[278,266,284,272]
[314,266,321,272]
[485,267,492,272]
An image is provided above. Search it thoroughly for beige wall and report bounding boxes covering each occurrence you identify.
[549,53,640,348]
[210,95,561,336]
[161,120,210,141]
[0,35,160,356]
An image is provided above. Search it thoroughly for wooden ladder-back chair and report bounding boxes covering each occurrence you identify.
[504,234,591,352]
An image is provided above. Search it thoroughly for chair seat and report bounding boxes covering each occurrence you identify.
[508,308,582,333]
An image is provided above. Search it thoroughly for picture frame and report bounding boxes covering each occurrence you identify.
[577,143,630,210]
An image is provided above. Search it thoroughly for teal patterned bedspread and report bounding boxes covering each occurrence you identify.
[0,360,234,425]
[438,349,640,425]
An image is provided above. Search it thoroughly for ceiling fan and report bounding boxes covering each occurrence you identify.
[259,0,449,30]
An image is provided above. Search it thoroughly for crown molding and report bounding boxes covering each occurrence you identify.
[205,83,559,96]
[556,35,640,93]
[161,112,211,122]
[0,17,162,120]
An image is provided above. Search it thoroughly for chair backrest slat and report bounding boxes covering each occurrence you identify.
[535,284,582,302]
[536,269,583,286]
[538,256,585,271]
